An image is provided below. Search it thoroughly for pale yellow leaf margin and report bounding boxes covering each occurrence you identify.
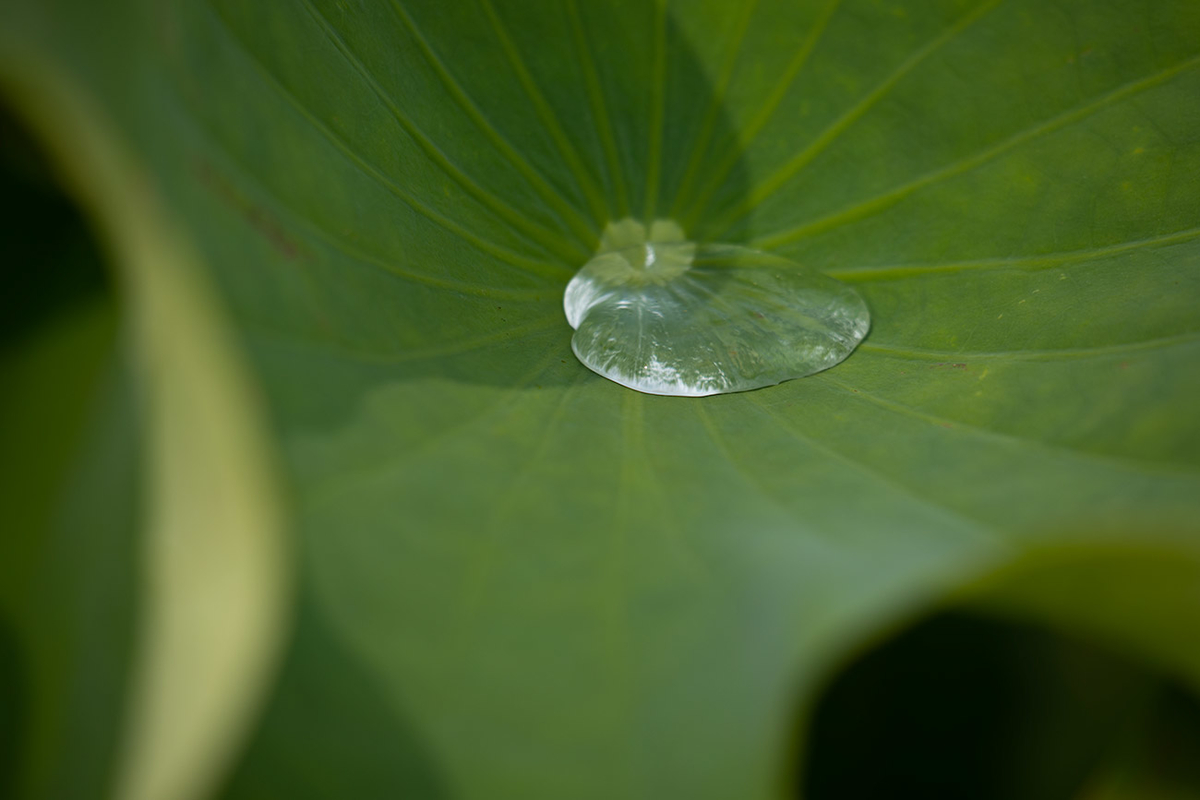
[0,54,292,800]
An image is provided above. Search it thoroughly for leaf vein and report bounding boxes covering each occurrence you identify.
[683,0,843,229]
[478,0,610,224]
[668,0,760,221]
[859,331,1200,361]
[208,2,572,280]
[566,0,631,219]
[741,396,999,536]
[643,0,668,225]
[819,374,1200,477]
[828,226,1200,282]
[388,0,599,247]
[304,347,569,510]
[756,53,1200,249]
[248,316,561,366]
[301,0,589,263]
[451,377,588,646]
[712,0,1004,237]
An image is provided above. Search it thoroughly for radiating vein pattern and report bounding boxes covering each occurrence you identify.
[300,0,590,263]
[385,0,599,247]
[753,53,1200,249]
[205,1,572,283]
[565,0,632,219]
[707,0,1003,237]
[147,1,1200,798]
[828,226,1200,282]
[679,0,843,230]
[478,0,609,223]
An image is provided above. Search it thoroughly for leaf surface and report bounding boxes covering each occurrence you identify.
[2,0,1199,797]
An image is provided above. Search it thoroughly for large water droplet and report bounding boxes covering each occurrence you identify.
[564,219,870,397]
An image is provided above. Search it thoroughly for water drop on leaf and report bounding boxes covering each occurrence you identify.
[564,220,870,397]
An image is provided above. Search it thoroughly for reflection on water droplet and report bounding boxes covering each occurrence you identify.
[563,219,870,397]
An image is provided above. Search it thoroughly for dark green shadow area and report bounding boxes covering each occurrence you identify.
[0,618,27,800]
[0,104,108,344]
[803,611,1200,800]
[218,591,448,800]
[0,99,140,800]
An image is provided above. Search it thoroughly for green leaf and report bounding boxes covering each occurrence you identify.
[0,297,138,800]
[2,0,1198,797]
[0,41,291,800]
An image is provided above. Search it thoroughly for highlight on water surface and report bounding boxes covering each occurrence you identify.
[563,219,871,397]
